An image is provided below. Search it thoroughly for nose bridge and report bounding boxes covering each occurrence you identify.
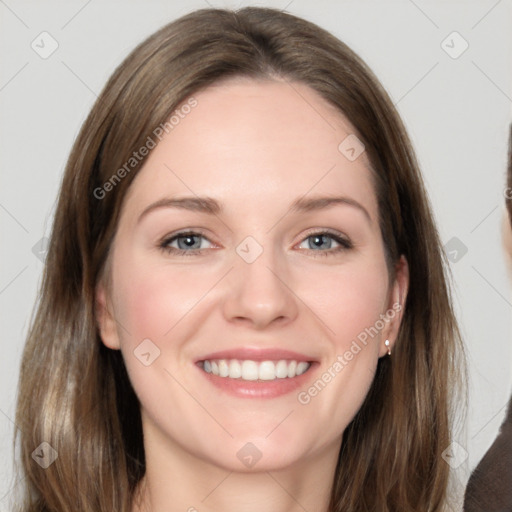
[222,234,298,327]
[237,237,281,288]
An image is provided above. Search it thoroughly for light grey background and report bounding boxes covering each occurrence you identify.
[1,0,511,508]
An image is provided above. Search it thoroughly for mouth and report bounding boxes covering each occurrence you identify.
[195,348,317,398]
[198,358,312,381]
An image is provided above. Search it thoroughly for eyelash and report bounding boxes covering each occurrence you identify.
[158,229,353,258]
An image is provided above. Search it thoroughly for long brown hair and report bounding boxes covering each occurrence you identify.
[13,7,465,511]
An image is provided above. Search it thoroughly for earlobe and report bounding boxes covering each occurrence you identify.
[95,282,121,350]
[380,255,409,357]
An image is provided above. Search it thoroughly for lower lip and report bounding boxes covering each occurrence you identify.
[196,363,318,399]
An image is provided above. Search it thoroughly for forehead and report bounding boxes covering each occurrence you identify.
[122,78,376,221]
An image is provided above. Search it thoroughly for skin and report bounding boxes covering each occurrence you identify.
[96,78,409,512]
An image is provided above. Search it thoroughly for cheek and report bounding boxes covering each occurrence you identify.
[293,261,387,437]
[112,250,214,344]
[302,256,389,349]
[109,251,215,411]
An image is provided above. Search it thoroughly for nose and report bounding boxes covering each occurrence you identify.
[222,244,299,329]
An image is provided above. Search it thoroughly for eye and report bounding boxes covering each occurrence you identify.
[297,230,352,257]
[159,231,214,255]
[158,229,352,257]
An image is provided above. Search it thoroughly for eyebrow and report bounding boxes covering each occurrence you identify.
[137,194,371,224]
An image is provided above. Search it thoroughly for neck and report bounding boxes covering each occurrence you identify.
[132,421,339,512]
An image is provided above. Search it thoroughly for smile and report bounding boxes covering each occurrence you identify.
[200,359,311,381]
[195,348,317,398]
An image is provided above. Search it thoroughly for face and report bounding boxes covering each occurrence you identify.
[96,78,408,474]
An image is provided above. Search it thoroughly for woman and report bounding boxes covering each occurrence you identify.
[14,7,464,512]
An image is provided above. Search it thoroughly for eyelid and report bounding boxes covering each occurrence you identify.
[297,227,351,245]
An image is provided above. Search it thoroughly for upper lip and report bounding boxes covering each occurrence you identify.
[196,347,316,363]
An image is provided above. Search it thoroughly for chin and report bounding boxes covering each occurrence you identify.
[205,443,311,473]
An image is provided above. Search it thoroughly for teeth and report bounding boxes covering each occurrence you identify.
[218,359,229,377]
[241,360,258,381]
[228,360,242,378]
[296,361,309,375]
[275,360,288,378]
[258,361,275,380]
[287,360,297,378]
[201,359,311,381]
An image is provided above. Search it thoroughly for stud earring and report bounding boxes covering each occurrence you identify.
[384,339,391,356]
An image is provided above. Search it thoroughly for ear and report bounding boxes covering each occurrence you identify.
[379,255,409,357]
[95,281,121,350]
